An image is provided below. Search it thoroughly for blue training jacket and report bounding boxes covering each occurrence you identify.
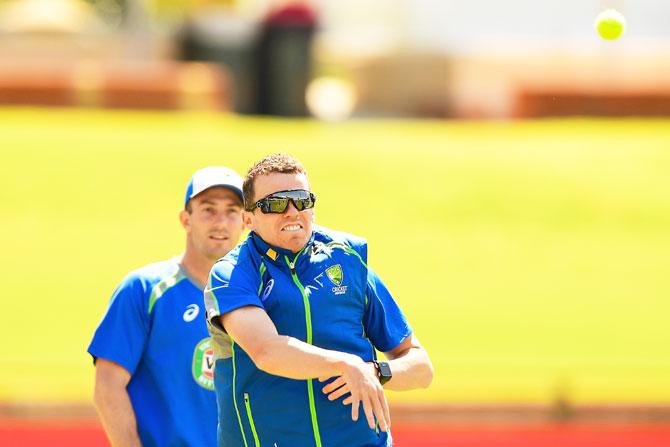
[205,225,412,447]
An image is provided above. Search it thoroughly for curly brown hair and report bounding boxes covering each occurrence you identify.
[243,153,308,210]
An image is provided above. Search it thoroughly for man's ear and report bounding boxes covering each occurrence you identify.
[242,210,254,231]
[179,209,191,231]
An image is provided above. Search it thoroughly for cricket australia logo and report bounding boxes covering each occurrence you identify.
[192,338,215,390]
[326,264,347,295]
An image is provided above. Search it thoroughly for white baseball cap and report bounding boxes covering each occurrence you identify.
[184,166,243,208]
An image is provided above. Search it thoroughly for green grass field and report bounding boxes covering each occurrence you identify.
[1,108,669,404]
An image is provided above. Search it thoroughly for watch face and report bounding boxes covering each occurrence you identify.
[378,361,392,384]
[379,362,392,376]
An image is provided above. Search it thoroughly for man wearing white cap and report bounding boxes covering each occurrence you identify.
[88,167,245,447]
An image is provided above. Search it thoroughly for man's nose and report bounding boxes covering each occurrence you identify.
[213,211,229,224]
[284,200,300,216]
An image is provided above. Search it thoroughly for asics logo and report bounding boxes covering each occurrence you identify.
[261,279,275,301]
[183,304,200,322]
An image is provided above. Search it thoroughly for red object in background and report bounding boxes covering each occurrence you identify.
[2,419,670,447]
[264,3,317,27]
[0,419,108,447]
[392,423,670,447]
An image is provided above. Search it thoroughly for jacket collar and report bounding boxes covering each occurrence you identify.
[250,231,315,268]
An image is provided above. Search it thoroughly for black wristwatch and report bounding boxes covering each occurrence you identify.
[372,360,392,385]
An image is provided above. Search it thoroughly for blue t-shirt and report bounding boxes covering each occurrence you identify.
[205,226,412,447]
[88,258,218,447]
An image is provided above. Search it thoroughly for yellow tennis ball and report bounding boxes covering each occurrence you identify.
[595,9,626,40]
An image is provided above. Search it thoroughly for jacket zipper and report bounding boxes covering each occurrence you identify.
[285,251,323,447]
[244,392,261,447]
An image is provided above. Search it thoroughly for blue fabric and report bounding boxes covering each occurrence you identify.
[88,259,218,447]
[206,226,412,447]
[364,270,413,353]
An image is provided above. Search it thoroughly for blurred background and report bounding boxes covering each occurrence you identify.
[1,0,669,446]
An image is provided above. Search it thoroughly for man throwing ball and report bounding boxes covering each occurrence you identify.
[205,153,433,446]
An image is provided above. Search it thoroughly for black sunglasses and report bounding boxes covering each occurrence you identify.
[246,189,316,214]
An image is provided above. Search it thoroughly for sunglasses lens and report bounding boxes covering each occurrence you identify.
[293,197,313,211]
[265,198,289,214]
[287,190,313,211]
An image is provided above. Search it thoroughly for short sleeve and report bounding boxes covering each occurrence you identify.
[87,275,150,375]
[363,268,412,353]
[204,257,263,331]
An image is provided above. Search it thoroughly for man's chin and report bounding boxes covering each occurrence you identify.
[207,245,234,261]
[281,235,309,253]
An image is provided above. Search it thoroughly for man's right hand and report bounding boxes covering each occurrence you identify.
[319,356,390,432]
